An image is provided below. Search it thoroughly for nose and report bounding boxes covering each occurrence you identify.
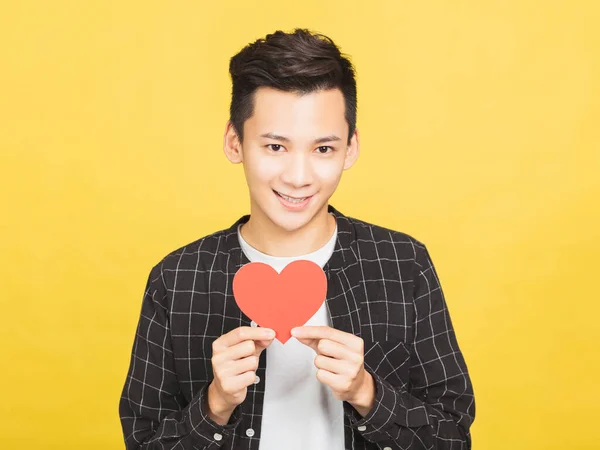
[280,151,314,188]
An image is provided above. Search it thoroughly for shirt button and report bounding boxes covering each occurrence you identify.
[357,425,367,431]
[253,375,260,384]
[383,447,392,450]
[246,428,255,437]
[250,321,258,328]
[213,433,223,441]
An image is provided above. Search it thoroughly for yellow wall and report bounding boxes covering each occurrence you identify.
[1,1,598,448]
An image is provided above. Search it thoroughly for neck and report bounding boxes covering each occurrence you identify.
[240,204,336,257]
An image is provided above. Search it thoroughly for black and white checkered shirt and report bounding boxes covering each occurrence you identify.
[119,204,476,449]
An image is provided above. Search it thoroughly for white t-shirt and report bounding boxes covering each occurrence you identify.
[237,218,345,450]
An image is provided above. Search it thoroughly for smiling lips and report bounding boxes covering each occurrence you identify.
[274,190,313,209]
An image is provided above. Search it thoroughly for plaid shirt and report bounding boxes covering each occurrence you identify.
[119,204,476,449]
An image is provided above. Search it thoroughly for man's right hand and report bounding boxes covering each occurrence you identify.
[207,326,276,425]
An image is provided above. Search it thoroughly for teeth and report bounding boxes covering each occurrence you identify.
[278,192,308,203]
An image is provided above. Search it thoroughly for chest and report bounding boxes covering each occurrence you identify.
[167,260,415,379]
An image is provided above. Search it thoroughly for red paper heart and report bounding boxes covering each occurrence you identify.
[232,260,327,344]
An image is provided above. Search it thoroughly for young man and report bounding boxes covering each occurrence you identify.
[119,28,475,450]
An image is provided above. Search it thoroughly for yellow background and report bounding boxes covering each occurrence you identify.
[1,1,598,448]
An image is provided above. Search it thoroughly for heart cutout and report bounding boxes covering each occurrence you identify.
[232,260,327,344]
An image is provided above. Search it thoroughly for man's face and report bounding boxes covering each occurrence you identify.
[225,86,359,233]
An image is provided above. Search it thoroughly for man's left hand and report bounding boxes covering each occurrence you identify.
[291,326,375,417]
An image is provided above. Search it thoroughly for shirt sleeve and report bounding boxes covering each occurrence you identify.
[119,261,243,449]
[343,242,476,449]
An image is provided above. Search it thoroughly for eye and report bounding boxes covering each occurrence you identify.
[316,146,333,154]
[266,144,284,152]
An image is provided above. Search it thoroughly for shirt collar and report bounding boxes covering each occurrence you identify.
[224,204,357,275]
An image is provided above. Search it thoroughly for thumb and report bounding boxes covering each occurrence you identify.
[254,338,274,356]
[295,337,319,353]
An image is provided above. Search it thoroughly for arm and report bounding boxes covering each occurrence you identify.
[118,262,243,449]
[344,242,476,449]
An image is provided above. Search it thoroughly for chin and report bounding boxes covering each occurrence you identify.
[262,198,328,233]
[266,211,312,233]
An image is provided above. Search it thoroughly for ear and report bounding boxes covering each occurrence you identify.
[343,127,360,170]
[223,120,243,164]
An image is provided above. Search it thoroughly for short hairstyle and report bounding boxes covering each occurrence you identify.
[228,28,357,146]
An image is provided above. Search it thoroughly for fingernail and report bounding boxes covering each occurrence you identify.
[264,329,275,338]
[291,328,299,336]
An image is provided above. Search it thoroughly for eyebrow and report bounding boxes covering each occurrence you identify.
[260,132,342,144]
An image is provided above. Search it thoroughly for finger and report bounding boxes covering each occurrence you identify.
[230,354,260,377]
[237,370,259,388]
[316,339,360,363]
[215,353,257,379]
[214,338,275,369]
[220,340,256,362]
[215,327,276,351]
[295,337,320,353]
[291,326,357,348]
[254,338,275,356]
[315,368,348,392]
[229,326,276,348]
[314,354,354,376]
[220,370,257,394]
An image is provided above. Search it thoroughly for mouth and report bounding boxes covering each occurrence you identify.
[273,190,313,209]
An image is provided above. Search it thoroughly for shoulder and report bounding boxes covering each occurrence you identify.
[149,225,234,282]
[344,213,428,261]
[346,214,423,246]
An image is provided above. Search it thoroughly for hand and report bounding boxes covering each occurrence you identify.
[291,326,375,417]
[208,326,276,424]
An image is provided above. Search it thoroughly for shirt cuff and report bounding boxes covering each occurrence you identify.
[187,382,243,448]
[344,368,431,442]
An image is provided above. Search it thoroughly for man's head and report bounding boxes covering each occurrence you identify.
[223,28,359,234]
